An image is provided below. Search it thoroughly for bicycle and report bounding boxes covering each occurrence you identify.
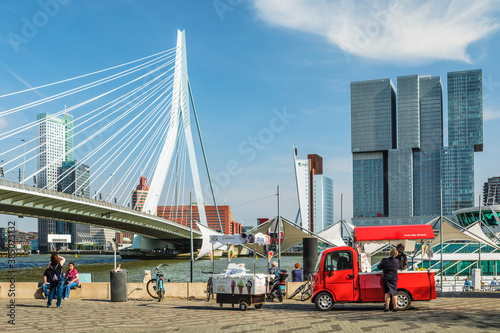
[146,264,168,302]
[288,274,313,301]
[202,271,219,301]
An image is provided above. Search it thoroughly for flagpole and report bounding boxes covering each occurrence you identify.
[190,192,194,283]
[277,185,281,268]
[440,187,443,291]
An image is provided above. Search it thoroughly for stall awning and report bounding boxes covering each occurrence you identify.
[354,224,435,243]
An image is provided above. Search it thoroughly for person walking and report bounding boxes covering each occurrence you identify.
[377,248,399,312]
[47,254,65,308]
[291,263,303,282]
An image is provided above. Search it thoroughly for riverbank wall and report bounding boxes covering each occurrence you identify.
[0,282,305,300]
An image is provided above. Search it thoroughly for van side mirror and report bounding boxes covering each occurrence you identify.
[328,271,333,277]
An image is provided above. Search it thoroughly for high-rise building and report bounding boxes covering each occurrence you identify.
[351,75,444,226]
[442,69,483,215]
[351,79,396,219]
[37,113,73,251]
[293,149,334,232]
[483,177,500,205]
[58,161,91,248]
[156,205,241,234]
[132,176,149,211]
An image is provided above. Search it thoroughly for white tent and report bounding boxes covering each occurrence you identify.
[316,219,354,247]
[429,217,500,251]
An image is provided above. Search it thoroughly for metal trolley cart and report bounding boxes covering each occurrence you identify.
[209,233,271,311]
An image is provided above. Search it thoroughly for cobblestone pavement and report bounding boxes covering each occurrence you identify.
[4,295,500,333]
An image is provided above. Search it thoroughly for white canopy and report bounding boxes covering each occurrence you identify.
[196,222,223,259]
[429,217,500,251]
[316,220,354,247]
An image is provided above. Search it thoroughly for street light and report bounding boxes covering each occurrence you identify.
[21,139,26,183]
[0,160,4,180]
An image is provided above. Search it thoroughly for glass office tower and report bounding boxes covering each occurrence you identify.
[442,70,483,215]
[351,79,396,218]
[351,75,443,226]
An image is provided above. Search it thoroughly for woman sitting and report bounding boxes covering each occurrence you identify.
[63,262,80,300]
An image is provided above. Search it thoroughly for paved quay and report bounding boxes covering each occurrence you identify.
[4,294,500,333]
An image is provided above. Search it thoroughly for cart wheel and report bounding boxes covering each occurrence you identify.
[219,303,223,309]
[396,290,412,311]
[239,301,248,311]
[254,304,263,309]
[315,292,334,311]
[231,304,234,309]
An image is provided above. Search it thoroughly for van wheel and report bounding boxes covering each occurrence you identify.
[397,291,411,311]
[315,292,334,311]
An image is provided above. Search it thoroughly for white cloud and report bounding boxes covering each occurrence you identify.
[252,0,500,63]
[484,107,500,121]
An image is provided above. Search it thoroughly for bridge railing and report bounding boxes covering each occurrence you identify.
[0,179,198,234]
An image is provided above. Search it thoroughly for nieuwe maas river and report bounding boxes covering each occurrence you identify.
[0,254,312,283]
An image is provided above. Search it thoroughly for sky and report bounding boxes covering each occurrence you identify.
[0,0,500,232]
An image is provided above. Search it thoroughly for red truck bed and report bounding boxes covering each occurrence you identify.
[359,271,437,302]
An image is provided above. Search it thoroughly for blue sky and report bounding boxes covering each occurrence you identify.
[1,0,500,232]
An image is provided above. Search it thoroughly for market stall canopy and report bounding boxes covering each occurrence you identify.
[316,220,355,247]
[354,224,435,243]
[428,217,500,251]
[196,222,223,259]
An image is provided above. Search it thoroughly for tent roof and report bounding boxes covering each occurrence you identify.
[316,220,354,247]
[248,216,318,256]
[354,224,435,243]
[429,217,500,251]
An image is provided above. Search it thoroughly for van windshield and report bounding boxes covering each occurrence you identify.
[315,252,323,272]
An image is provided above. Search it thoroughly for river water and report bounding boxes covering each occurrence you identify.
[0,254,311,283]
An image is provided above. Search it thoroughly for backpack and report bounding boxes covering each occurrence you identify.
[49,263,62,283]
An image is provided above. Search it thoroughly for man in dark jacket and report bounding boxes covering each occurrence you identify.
[377,248,399,312]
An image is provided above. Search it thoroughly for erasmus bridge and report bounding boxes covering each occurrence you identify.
[0,30,223,253]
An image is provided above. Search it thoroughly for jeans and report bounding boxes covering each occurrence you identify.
[47,277,65,307]
[42,283,50,297]
[64,281,79,298]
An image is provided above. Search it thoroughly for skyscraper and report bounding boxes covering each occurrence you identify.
[37,113,73,251]
[483,177,500,205]
[132,176,149,210]
[351,75,443,226]
[293,149,334,231]
[441,69,483,215]
[58,161,91,248]
[351,78,396,219]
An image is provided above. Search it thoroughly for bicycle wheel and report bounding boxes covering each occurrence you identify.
[206,279,213,302]
[146,279,158,299]
[288,284,305,299]
[300,284,312,301]
[158,280,165,302]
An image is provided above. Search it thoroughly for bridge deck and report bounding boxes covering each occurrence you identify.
[0,179,202,239]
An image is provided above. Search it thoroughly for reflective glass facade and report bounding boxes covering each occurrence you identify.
[442,70,483,215]
[441,145,475,214]
[447,70,483,150]
[351,79,396,152]
[353,152,386,218]
[352,75,443,225]
[388,148,413,216]
[413,76,443,216]
[351,79,395,219]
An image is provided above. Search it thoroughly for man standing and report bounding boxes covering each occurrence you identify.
[395,244,408,270]
[491,277,498,285]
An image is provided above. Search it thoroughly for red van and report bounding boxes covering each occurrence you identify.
[311,225,437,311]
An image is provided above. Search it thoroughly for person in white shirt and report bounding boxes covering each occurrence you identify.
[491,277,498,285]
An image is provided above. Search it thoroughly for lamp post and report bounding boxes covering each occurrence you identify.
[21,139,26,183]
[0,160,4,180]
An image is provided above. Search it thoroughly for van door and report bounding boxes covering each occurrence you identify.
[323,250,355,302]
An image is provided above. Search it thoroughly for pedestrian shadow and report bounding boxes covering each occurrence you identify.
[15,303,48,308]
